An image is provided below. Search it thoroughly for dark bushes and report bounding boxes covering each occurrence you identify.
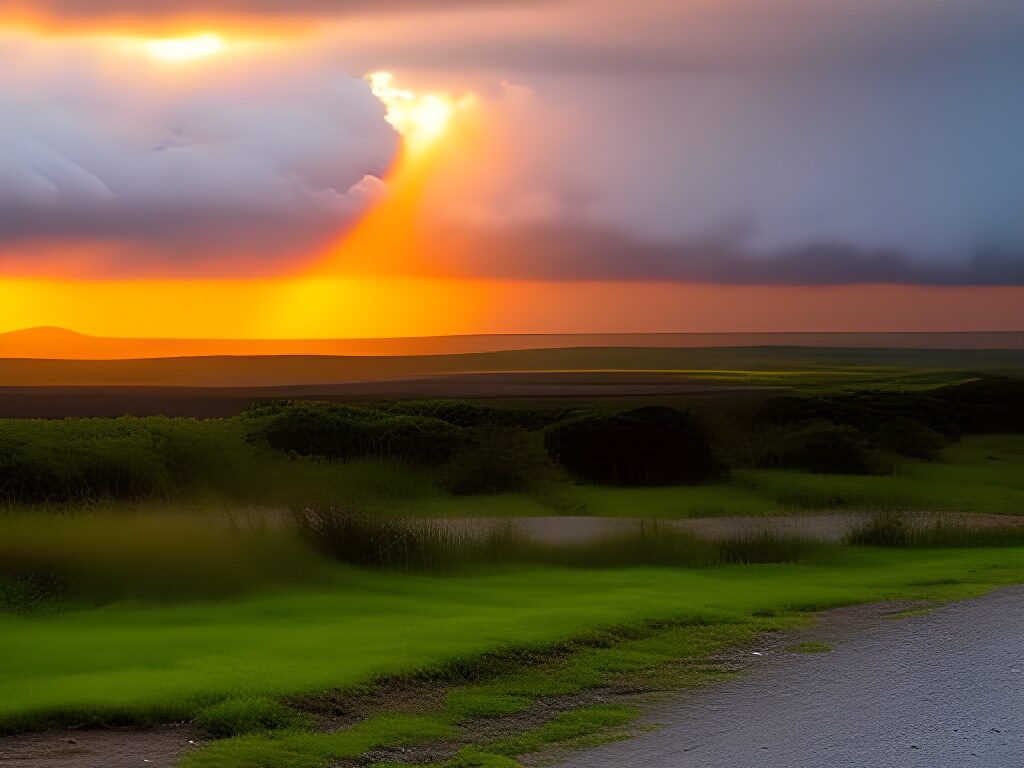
[757,421,880,475]
[759,391,960,441]
[757,376,1024,464]
[380,400,570,431]
[441,426,558,495]
[870,417,946,460]
[544,407,723,486]
[0,417,219,503]
[932,376,1024,433]
[252,402,463,465]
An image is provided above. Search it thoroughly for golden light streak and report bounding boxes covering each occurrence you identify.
[0,58,491,341]
[0,277,495,340]
[140,32,225,62]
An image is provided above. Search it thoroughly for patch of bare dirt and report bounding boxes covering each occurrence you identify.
[0,724,202,768]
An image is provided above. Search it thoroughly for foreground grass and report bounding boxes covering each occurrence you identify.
[182,548,1022,768]
[1,547,1022,739]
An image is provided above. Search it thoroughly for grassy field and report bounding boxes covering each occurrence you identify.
[2,546,1023,767]
[1,361,1022,767]
[0,549,1020,731]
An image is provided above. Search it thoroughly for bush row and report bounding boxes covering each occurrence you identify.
[1,376,1019,502]
[0,417,230,503]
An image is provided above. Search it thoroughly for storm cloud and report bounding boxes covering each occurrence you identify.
[2,0,1023,284]
[0,34,397,270]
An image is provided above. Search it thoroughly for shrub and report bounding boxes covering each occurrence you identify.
[380,401,570,431]
[871,417,947,460]
[758,421,881,475]
[932,376,1024,433]
[544,407,723,486]
[253,402,463,465]
[759,375,1024,443]
[441,426,559,495]
[0,417,225,503]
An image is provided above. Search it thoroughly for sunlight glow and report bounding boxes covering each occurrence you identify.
[144,32,225,63]
[367,72,468,155]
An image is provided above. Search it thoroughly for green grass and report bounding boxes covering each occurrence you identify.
[2,548,1022,735]
[410,436,1024,519]
[195,696,307,738]
[737,435,1024,514]
[489,704,639,756]
[186,619,776,768]
[184,714,456,768]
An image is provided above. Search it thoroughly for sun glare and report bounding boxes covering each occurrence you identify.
[367,72,467,154]
[144,32,225,63]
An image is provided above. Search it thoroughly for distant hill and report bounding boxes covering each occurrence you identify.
[0,345,1021,388]
[2,327,1023,361]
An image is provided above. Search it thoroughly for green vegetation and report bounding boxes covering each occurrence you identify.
[183,715,457,768]
[545,406,722,486]
[290,510,824,572]
[0,375,1021,515]
[846,512,1024,547]
[0,513,321,609]
[487,704,639,756]
[195,696,307,738]
[1,363,1022,767]
[2,547,1022,737]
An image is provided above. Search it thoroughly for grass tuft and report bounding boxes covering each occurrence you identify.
[194,696,306,738]
[846,513,1024,548]
[294,510,828,573]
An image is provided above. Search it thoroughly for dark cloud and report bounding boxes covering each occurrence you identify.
[322,0,1024,77]
[430,223,1024,286]
[3,0,1023,286]
[0,43,397,267]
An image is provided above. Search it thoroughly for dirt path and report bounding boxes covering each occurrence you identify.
[557,586,1024,768]
[0,725,202,767]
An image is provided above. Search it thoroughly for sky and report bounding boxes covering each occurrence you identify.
[1,0,1022,338]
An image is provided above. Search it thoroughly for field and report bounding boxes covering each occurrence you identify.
[2,542,1023,767]
[1,347,1022,767]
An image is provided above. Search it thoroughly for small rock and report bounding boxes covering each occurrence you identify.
[909,744,920,750]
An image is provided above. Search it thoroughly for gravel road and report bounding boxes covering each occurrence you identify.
[559,586,1024,768]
